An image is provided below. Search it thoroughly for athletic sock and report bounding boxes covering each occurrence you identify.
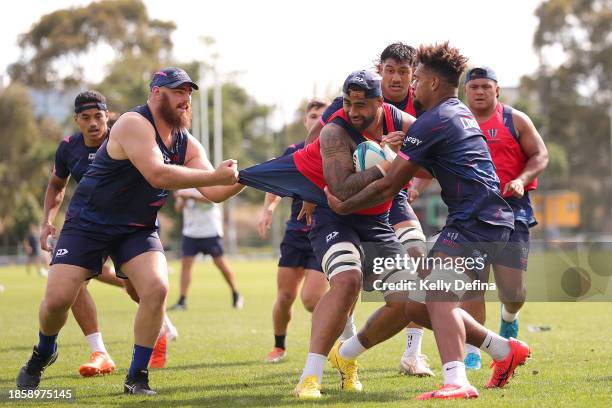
[464,343,481,357]
[501,304,518,322]
[442,361,469,386]
[85,332,107,354]
[37,331,58,358]
[404,327,424,357]
[339,313,357,341]
[274,334,286,350]
[128,344,153,377]
[339,335,366,360]
[300,353,326,384]
[232,291,239,304]
[480,331,511,361]
[177,295,186,306]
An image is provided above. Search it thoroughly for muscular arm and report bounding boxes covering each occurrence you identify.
[108,113,235,190]
[320,123,385,201]
[328,158,419,215]
[513,109,549,185]
[183,134,245,203]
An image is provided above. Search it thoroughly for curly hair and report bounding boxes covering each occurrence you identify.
[379,42,417,68]
[417,42,468,87]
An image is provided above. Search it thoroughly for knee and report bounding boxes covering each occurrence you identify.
[126,284,140,303]
[498,283,527,304]
[141,280,168,307]
[277,289,297,308]
[330,271,362,299]
[43,293,73,314]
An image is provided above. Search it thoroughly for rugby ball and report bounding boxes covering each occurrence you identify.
[353,141,396,172]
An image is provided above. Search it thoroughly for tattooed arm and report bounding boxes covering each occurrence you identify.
[326,157,420,215]
[320,123,386,201]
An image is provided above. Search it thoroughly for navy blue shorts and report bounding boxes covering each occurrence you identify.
[239,154,328,207]
[308,207,403,281]
[494,221,529,271]
[278,229,321,271]
[51,221,163,279]
[431,218,512,270]
[182,235,224,258]
[389,189,419,226]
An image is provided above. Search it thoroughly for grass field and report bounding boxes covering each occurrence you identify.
[1,257,612,407]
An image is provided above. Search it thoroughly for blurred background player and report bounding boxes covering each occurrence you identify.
[308,43,434,377]
[257,99,331,363]
[461,66,548,368]
[169,187,243,310]
[24,224,48,276]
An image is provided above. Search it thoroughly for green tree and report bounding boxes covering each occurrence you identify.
[0,84,59,247]
[8,0,175,90]
[526,0,612,231]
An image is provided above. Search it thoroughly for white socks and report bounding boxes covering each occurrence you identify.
[339,313,357,341]
[480,331,511,361]
[301,353,327,383]
[339,335,367,360]
[442,361,469,386]
[404,327,423,357]
[464,343,481,357]
[85,332,107,354]
[501,304,518,322]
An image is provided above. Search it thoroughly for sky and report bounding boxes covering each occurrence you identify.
[1,0,544,128]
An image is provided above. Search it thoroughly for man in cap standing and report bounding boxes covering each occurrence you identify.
[16,67,243,395]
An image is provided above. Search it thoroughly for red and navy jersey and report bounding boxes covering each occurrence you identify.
[66,104,188,230]
[281,141,310,232]
[399,97,514,229]
[53,133,102,182]
[294,103,403,216]
[480,102,537,226]
[480,102,538,193]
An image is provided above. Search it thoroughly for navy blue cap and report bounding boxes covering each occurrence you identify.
[149,67,199,90]
[342,70,382,98]
[465,66,497,83]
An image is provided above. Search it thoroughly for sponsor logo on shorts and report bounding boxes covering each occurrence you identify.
[326,231,339,243]
[55,248,69,256]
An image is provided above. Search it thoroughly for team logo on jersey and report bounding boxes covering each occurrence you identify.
[459,116,479,130]
[326,231,339,243]
[488,129,498,138]
[55,248,69,256]
[88,153,96,161]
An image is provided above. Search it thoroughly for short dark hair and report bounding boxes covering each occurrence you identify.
[305,98,329,114]
[379,42,417,68]
[74,90,106,110]
[417,42,468,87]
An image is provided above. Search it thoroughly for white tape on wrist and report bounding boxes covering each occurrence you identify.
[376,164,387,176]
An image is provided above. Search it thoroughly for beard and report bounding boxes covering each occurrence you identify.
[158,93,192,130]
[349,114,375,132]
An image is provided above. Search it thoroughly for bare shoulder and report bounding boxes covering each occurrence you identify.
[320,122,353,152]
[110,112,154,140]
[510,107,536,133]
